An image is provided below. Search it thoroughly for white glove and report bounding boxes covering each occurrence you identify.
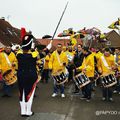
[46,40,52,50]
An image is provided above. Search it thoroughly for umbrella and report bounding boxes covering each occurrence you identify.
[57,32,70,37]
[42,35,52,39]
[72,33,85,39]
[57,29,75,37]
[85,27,101,36]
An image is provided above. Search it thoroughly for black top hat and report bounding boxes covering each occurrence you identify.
[21,34,34,50]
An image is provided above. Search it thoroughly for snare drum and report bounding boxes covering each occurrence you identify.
[3,69,17,85]
[73,73,90,89]
[101,74,117,88]
[52,70,68,85]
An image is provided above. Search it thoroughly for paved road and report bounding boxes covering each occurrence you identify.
[0,80,120,120]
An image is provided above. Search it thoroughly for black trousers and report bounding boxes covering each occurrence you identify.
[17,71,38,102]
[102,87,112,99]
[82,77,93,99]
[41,69,50,83]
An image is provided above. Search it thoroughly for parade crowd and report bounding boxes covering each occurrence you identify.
[0,34,120,117]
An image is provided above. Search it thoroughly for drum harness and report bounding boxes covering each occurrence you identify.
[4,53,12,67]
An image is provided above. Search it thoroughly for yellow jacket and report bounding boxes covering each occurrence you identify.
[78,53,95,78]
[98,54,115,76]
[118,55,120,71]
[0,51,18,74]
[43,55,50,69]
[49,50,68,75]
[95,51,103,69]
[95,51,103,60]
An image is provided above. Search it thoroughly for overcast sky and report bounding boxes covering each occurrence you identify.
[0,0,120,38]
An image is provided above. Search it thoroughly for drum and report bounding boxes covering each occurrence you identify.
[73,73,90,89]
[101,74,117,88]
[3,69,17,85]
[52,70,68,85]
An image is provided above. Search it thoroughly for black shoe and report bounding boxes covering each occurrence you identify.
[73,91,79,94]
[1,94,11,97]
[21,114,26,117]
[34,94,37,98]
[91,88,95,92]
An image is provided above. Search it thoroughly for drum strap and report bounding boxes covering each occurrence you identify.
[4,53,12,67]
[56,51,68,75]
[101,56,111,70]
[83,57,87,69]
[56,51,63,66]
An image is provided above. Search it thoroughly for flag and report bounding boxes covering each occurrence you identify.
[100,33,106,39]
[108,19,120,29]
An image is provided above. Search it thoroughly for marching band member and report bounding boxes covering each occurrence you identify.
[73,44,84,94]
[77,47,95,102]
[41,52,51,83]
[95,48,103,60]
[49,43,68,98]
[98,48,116,102]
[17,34,39,117]
[95,48,103,74]
[94,48,103,86]
[66,45,75,82]
[0,46,17,97]
[90,48,97,90]
[113,48,120,94]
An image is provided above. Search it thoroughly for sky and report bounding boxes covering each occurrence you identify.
[0,0,120,38]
